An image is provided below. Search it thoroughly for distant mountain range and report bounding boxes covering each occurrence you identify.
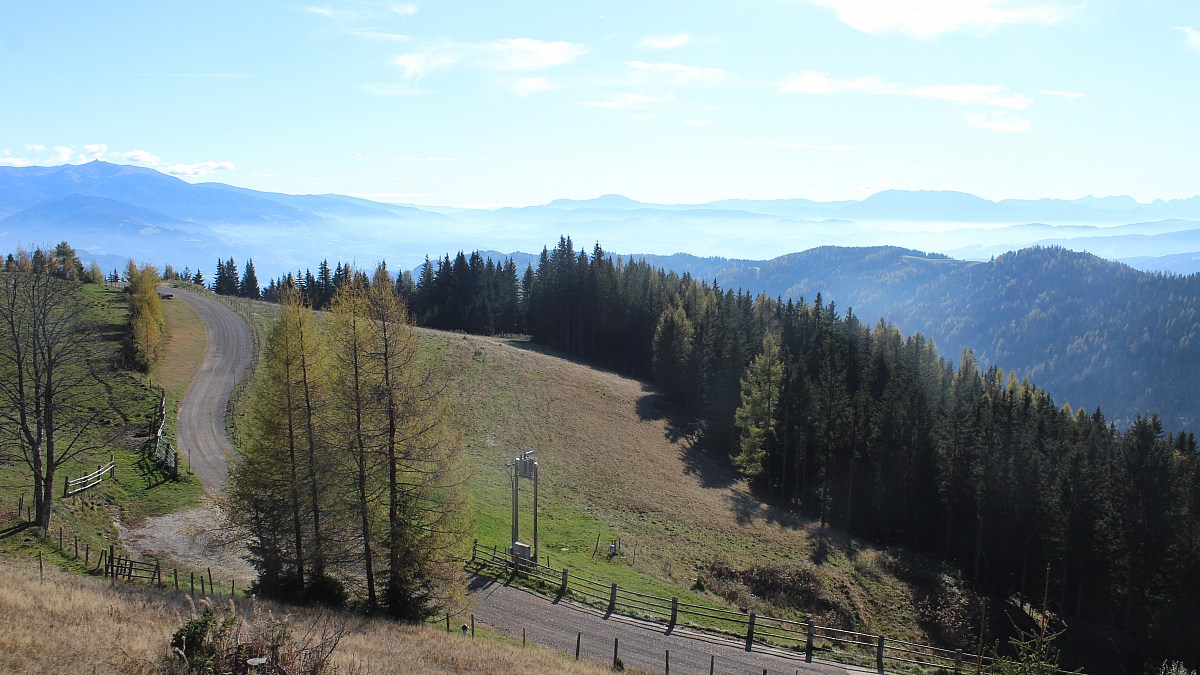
[3,161,1200,280]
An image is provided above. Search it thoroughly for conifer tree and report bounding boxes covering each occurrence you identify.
[239,259,260,299]
[734,333,783,478]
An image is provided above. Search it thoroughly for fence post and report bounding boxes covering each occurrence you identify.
[954,648,962,674]
[575,632,581,659]
[156,561,163,588]
[666,649,670,675]
[63,475,69,498]
[806,619,815,663]
[669,597,678,632]
[471,539,478,562]
[612,637,619,670]
[607,583,618,614]
[108,545,115,579]
[876,634,885,674]
[110,453,115,479]
[560,568,569,596]
[471,614,475,638]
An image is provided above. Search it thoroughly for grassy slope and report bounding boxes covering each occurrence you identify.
[423,330,943,644]
[0,559,625,675]
[0,284,202,575]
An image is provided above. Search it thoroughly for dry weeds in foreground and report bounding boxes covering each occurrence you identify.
[0,560,618,674]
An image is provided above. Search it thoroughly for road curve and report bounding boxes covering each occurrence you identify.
[167,287,252,496]
[470,576,859,675]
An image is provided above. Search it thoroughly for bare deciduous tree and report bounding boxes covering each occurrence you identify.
[0,263,107,530]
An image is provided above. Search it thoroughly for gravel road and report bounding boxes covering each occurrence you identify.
[470,575,860,674]
[167,287,251,495]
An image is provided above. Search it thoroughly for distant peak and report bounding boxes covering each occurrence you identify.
[547,194,643,209]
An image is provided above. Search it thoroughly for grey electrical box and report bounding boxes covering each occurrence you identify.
[518,458,537,479]
[512,541,532,559]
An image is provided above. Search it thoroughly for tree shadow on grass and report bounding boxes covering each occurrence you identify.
[636,386,739,492]
[0,521,34,540]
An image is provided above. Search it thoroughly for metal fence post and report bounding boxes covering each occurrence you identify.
[876,634,885,673]
[745,611,756,651]
[806,619,814,663]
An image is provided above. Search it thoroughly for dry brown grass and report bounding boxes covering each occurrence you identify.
[0,559,620,674]
[151,295,207,399]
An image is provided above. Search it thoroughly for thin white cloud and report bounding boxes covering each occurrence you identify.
[1176,26,1200,53]
[966,111,1032,132]
[122,149,163,165]
[1,144,236,176]
[746,141,857,152]
[393,51,461,80]
[508,76,555,95]
[780,71,1032,109]
[165,160,237,177]
[624,60,726,87]
[305,5,337,17]
[683,119,712,126]
[1040,89,1084,99]
[80,144,109,161]
[306,2,417,20]
[640,33,692,49]
[582,93,676,110]
[483,38,587,71]
[806,0,1082,39]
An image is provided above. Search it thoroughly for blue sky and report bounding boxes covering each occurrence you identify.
[1,0,1197,206]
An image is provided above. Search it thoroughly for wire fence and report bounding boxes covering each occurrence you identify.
[470,540,1081,674]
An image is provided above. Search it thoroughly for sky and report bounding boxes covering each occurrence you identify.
[1,0,1198,207]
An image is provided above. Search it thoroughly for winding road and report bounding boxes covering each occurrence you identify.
[167,287,251,495]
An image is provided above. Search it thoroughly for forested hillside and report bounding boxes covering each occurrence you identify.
[628,246,1200,430]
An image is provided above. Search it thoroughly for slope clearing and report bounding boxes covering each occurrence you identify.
[422,330,963,646]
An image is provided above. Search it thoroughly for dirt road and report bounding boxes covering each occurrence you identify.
[168,288,251,495]
[470,575,860,674]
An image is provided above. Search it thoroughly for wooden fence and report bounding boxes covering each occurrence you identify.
[144,389,179,478]
[21,518,243,600]
[63,454,115,497]
[470,540,1074,674]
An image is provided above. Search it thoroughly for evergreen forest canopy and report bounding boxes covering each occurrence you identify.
[204,236,1200,668]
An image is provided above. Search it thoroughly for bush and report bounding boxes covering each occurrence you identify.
[164,598,345,674]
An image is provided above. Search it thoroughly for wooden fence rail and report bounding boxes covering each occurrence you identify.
[469,540,1078,674]
[63,454,115,497]
[144,389,179,478]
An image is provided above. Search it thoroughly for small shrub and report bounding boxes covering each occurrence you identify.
[163,598,345,674]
